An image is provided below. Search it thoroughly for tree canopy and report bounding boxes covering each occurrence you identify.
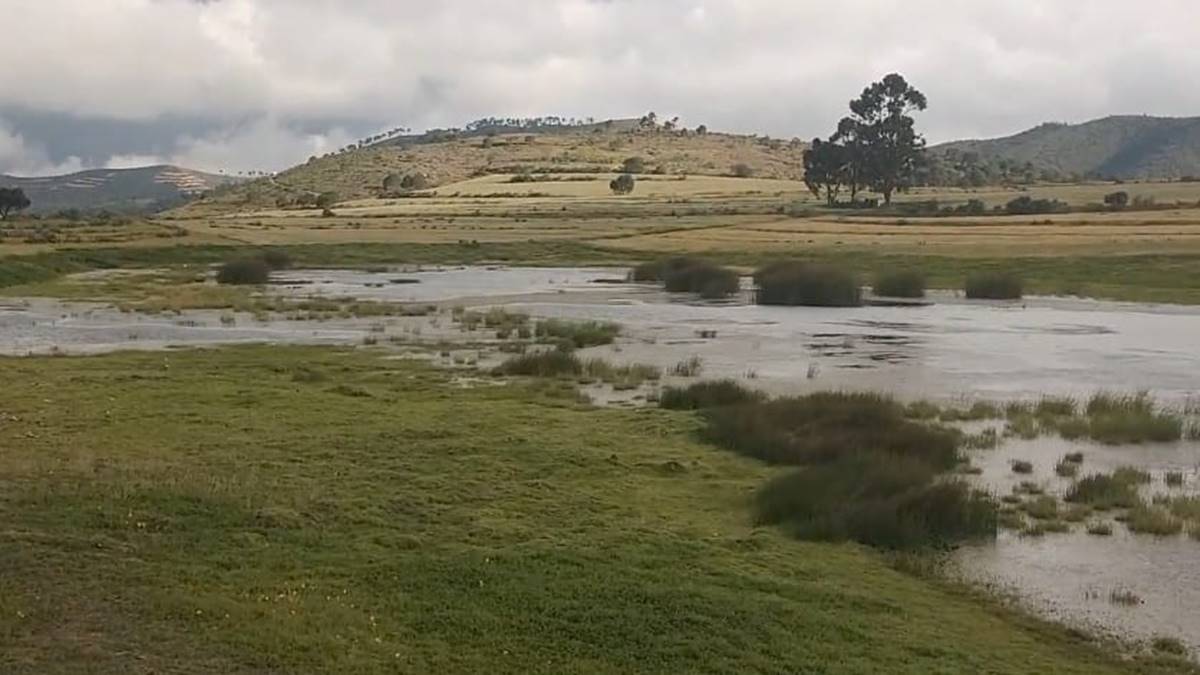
[803,74,928,207]
[0,187,31,220]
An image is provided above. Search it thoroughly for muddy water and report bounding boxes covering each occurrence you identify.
[4,265,1200,654]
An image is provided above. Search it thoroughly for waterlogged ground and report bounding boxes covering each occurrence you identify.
[4,265,1200,656]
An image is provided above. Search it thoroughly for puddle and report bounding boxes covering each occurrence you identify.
[5,265,1200,654]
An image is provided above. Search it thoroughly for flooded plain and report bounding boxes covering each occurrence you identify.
[3,264,1200,655]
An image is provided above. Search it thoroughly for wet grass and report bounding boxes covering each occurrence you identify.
[753,260,862,307]
[1083,393,1183,444]
[1087,522,1114,536]
[872,269,926,298]
[659,380,764,411]
[215,258,270,285]
[1021,495,1059,521]
[0,346,1172,674]
[1011,460,1035,474]
[965,271,1024,300]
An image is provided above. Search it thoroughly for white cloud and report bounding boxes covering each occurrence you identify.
[2,0,1199,173]
[0,120,84,176]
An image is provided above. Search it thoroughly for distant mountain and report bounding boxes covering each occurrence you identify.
[932,115,1200,181]
[0,165,243,215]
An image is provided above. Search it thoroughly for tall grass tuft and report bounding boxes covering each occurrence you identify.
[1083,392,1182,444]
[702,392,961,470]
[630,256,741,299]
[754,261,862,307]
[535,319,620,349]
[964,271,1023,300]
[754,455,996,550]
[493,350,582,377]
[1065,473,1140,510]
[660,380,765,411]
[872,270,926,298]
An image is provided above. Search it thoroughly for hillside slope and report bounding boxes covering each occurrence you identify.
[933,115,1200,180]
[1,165,240,215]
[185,121,806,214]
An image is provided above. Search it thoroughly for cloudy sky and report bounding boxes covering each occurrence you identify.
[2,0,1198,176]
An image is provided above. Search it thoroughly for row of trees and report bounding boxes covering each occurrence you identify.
[0,187,31,220]
[803,73,927,206]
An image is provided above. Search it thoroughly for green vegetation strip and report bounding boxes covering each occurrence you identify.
[0,346,1186,673]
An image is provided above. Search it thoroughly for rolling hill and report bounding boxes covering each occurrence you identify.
[1,165,242,215]
[182,119,807,215]
[933,115,1200,180]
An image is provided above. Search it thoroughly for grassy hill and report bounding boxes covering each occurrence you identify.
[184,120,807,214]
[933,115,1200,180]
[1,165,241,215]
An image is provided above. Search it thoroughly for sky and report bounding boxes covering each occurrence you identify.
[2,0,1199,176]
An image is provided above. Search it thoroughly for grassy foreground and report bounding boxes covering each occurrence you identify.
[0,346,1187,673]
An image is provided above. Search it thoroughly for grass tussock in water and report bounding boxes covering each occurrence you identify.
[659,380,764,411]
[494,350,582,377]
[702,392,961,469]
[534,318,620,349]
[1125,504,1183,536]
[1065,473,1141,510]
[753,261,862,307]
[215,258,271,285]
[755,455,996,550]
[1083,392,1183,444]
[695,391,994,550]
[630,256,741,299]
[871,269,926,298]
[964,271,1024,300]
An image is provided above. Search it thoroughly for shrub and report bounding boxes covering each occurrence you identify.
[754,456,996,550]
[258,249,293,270]
[1103,191,1129,210]
[535,319,620,348]
[754,261,862,307]
[872,270,926,298]
[621,156,645,173]
[399,173,430,191]
[659,380,764,411]
[610,173,636,195]
[670,356,704,377]
[730,163,754,178]
[493,350,582,377]
[1004,196,1067,215]
[702,392,961,469]
[216,259,271,285]
[1011,460,1034,474]
[964,272,1023,300]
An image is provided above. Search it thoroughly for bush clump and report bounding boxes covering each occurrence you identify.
[702,392,960,469]
[1065,473,1140,510]
[964,272,1023,300]
[630,256,740,299]
[216,259,271,285]
[755,455,996,549]
[659,380,764,411]
[258,249,293,270]
[754,261,862,307]
[872,270,926,298]
[1084,392,1182,444]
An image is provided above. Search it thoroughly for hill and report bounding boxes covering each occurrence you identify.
[183,119,807,214]
[932,115,1200,181]
[1,165,241,215]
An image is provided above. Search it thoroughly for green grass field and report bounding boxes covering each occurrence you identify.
[1,346,1188,673]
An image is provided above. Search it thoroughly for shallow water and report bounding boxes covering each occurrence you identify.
[4,265,1200,654]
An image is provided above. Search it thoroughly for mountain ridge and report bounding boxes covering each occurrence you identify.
[0,164,242,215]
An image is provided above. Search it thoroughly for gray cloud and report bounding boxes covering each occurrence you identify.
[3,0,1199,175]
